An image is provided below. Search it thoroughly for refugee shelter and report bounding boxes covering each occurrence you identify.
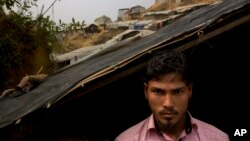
[0,0,249,140]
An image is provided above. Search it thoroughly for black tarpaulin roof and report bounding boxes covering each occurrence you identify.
[0,0,249,128]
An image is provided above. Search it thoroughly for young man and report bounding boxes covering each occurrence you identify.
[115,51,229,141]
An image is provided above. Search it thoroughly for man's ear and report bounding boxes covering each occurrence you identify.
[144,83,148,99]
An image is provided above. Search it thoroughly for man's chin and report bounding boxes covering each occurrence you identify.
[160,117,177,127]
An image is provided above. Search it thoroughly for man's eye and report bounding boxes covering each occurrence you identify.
[152,89,163,95]
[173,89,183,95]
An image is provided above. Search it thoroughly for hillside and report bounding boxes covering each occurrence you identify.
[147,0,220,12]
[58,28,126,53]
[59,0,221,54]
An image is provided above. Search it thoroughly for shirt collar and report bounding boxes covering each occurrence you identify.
[147,112,197,135]
[185,112,192,134]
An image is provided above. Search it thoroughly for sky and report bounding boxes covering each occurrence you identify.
[31,0,154,24]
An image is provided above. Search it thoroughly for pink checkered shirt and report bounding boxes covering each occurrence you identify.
[115,114,229,141]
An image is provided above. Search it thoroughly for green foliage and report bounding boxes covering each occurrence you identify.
[0,38,21,68]
[0,0,87,91]
[0,0,58,91]
[0,0,38,14]
[56,18,86,33]
[0,0,20,10]
[0,12,32,67]
[34,15,59,51]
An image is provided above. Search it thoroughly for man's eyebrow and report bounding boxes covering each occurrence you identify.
[173,86,186,89]
[166,86,186,92]
[150,86,186,91]
[150,87,166,91]
[150,86,164,90]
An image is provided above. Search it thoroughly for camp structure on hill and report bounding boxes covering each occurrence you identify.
[51,29,155,68]
[0,0,249,140]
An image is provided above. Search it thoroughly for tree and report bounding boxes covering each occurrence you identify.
[0,0,57,92]
[0,0,87,92]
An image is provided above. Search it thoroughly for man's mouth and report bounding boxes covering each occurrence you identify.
[161,112,175,117]
[159,110,178,118]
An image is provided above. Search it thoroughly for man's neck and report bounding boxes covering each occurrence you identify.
[155,115,186,141]
[164,117,186,141]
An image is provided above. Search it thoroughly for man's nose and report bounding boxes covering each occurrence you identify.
[162,94,174,108]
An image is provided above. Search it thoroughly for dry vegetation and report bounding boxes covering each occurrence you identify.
[58,28,126,53]
[147,0,221,12]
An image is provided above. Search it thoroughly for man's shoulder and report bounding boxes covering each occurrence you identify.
[115,118,149,141]
[193,118,229,141]
[193,118,225,133]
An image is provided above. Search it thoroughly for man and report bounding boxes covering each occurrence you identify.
[115,50,229,141]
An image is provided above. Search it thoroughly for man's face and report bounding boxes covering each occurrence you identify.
[144,73,192,131]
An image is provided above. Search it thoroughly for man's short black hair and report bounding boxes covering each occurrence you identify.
[144,50,192,85]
